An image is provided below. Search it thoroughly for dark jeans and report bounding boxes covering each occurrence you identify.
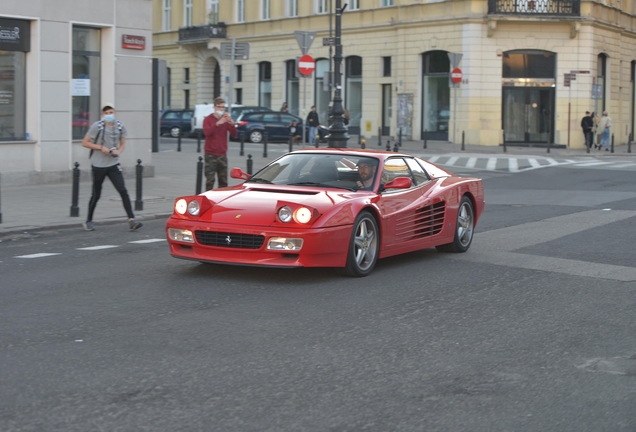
[204,154,228,190]
[584,131,593,148]
[87,164,134,222]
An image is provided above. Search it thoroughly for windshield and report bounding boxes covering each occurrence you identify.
[247,153,380,191]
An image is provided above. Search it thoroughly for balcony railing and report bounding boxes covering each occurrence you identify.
[178,23,226,42]
[488,0,580,15]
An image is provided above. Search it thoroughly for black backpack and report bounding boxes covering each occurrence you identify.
[89,120,124,157]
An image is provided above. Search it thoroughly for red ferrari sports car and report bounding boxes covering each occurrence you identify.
[166,148,485,277]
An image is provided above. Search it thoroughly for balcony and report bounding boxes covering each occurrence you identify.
[488,0,580,16]
[178,23,226,42]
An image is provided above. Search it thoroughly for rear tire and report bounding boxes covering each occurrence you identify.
[436,195,474,253]
[341,211,379,277]
[250,130,264,143]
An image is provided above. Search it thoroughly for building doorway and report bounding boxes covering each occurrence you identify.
[502,50,556,145]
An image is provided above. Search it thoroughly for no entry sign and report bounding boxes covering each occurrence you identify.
[451,67,462,84]
[298,54,315,76]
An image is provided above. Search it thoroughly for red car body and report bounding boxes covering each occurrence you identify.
[166,148,485,276]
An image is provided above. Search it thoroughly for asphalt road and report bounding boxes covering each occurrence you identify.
[1,164,635,431]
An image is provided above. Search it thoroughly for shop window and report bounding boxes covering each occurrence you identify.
[421,50,450,139]
[0,17,29,141]
[259,61,271,108]
[502,51,555,79]
[235,88,243,105]
[314,58,330,126]
[286,60,299,115]
[345,56,363,131]
[72,26,101,140]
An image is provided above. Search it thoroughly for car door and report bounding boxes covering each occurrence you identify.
[261,113,281,141]
[376,157,437,254]
[181,111,193,133]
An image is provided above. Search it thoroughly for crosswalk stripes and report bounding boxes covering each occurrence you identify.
[421,153,636,172]
[9,238,167,260]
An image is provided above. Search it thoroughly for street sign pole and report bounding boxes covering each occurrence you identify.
[228,38,236,108]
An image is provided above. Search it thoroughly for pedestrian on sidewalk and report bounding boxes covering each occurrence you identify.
[306,106,320,145]
[203,97,238,190]
[580,111,594,150]
[597,110,612,151]
[81,104,142,232]
[280,102,289,113]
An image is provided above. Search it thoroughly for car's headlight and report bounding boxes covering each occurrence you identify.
[168,228,194,243]
[175,199,187,215]
[188,200,200,216]
[294,207,312,224]
[278,206,293,223]
[267,237,303,251]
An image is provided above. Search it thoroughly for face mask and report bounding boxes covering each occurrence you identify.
[103,114,115,123]
[215,110,225,116]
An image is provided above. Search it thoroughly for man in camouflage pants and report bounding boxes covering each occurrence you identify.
[202,97,237,190]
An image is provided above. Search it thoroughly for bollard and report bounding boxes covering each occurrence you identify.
[361,138,366,149]
[70,162,80,217]
[195,156,204,195]
[263,132,268,158]
[0,172,2,223]
[135,159,144,211]
[461,131,465,151]
[423,129,427,149]
[586,133,590,154]
[289,135,293,153]
[358,134,361,147]
[239,131,245,156]
[247,154,253,175]
[177,130,182,152]
[315,134,319,148]
[629,133,632,153]
[378,127,382,146]
[386,140,391,152]
[546,134,551,154]
[398,128,402,147]
[503,136,507,153]
[393,143,399,152]
[196,130,202,153]
[611,133,614,153]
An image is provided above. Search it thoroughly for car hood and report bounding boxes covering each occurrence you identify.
[199,185,360,226]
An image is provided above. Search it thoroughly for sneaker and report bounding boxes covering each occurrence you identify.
[129,220,143,231]
[83,221,95,231]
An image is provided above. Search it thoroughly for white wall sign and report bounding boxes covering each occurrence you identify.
[72,79,90,96]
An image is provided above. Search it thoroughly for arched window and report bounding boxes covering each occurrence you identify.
[259,61,272,108]
[345,56,362,133]
[597,54,607,113]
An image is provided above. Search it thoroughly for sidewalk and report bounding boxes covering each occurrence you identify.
[1,136,633,236]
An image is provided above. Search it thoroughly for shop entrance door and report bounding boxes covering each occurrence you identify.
[503,87,554,144]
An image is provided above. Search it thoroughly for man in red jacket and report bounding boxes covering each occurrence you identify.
[203,97,238,190]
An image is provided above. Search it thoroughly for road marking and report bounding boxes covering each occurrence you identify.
[15,253,62,259]
[486,158,497,170]
[129,239,166,244]
[446,156,459,166]
[508,158,519,172]
[428,156,440,163]
[77,245,119,251]
[573,161,613,167]
[466,157,477,169]
[528,158,542,168]
[607,163,636,169]
[455,209,636,281]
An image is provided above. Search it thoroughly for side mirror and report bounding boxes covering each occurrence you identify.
[230,167,250,180]
[383,177,412,190]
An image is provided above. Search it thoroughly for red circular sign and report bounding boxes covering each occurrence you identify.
[298,54,315,76]
[451,67,462,84]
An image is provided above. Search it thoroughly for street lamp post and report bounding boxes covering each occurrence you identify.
[327,0,348,148]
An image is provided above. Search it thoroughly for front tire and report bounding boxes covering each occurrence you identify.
[342,211,379,277]
[436,195,474,253]
[249,130,264,143]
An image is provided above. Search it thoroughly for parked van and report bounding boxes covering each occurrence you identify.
[191,103,243,135]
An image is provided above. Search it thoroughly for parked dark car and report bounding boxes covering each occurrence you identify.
[231,105,272,121]
[237,112,305,143]
[160,109,193,137]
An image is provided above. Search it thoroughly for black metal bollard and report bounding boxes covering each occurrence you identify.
[361,138,366,149]
[586,133,590,154]
[393,143,399,152]
[315,133,319,148]
[70,162,80,217]
[398,128,402,147]
[378,127,382,146]
[358,134,361,147]
[247,154,253,175]
[195,156,203,195]
[423,130,427,149]
[135,159,143,211]
[629,133,632,153]
[177,130,182,152]
[263,132,268,158]
[386,140,391,152]
[289,134,293,153]
[611,133,614,153]
[461,131,465,151]
[196,130,202,153]
[239,132,245,156]
[546,134,551,154]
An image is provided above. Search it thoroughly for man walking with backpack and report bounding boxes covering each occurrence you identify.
[81,104,142,232]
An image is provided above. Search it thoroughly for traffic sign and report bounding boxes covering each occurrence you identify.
[451,68,462,84]
[294,31,316,55]
[298,54,315,76]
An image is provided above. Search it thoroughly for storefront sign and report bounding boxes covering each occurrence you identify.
[122,34,145,50]
[72,79,91,96]
[0,18,30,52]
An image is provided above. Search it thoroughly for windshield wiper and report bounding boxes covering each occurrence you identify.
[247,178,273,184]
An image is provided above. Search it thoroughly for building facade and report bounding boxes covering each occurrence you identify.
[153,0,636,148]
[1,0,153,186]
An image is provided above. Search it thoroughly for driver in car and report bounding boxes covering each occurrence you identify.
[356,160,377,190]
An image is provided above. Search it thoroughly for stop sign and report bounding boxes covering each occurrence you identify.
[451,67,462,84]
[298,54,315,76]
